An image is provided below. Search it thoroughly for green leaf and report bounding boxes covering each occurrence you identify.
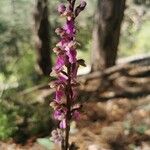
[135,125,149,134]
[37,138,54,150]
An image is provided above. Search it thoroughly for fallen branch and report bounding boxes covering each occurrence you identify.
[78,64,133,83]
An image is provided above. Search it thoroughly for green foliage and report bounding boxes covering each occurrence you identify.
[0,104,17,140]
[124,121,149,135]
[0,0,35,82]
[0,88,52,141]
[134,124,149,134]
[134,21,150,53]
[119,0,150,58]
[134,0,150,6]
[37,138,54,150]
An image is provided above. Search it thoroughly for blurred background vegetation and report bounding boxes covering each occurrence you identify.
[0,0,149,142]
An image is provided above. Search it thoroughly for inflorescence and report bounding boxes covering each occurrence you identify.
[50,0,86,149]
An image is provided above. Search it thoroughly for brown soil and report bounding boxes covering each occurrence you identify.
[1,63,150,150]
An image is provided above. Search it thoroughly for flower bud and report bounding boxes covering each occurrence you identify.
[50,101,58,109]
[80,0,87,8]
[63,4,72,17]
[58,4,66,14]
[75,1,87,17]
[53,47,63,55]
[55,28,64,35]
[49,82,55,88]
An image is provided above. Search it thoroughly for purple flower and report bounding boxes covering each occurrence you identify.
[55,27,66,37]
[55,90,64,103]
[58,74,68,82]
[51,74,68,89]
[80,0,87,8]
[58,4,66,14]
[63,20,75,37]
[66,49,77,64]
[56,39,69,49]
[54,55,65,73]
[65,41,77,52]
[54,108,66,121]
[63,4,72,17]
[51,129,63,143]
[72,110,80,120]
[59,119,66,129]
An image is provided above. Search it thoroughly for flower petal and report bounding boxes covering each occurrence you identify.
[59,119,66,129]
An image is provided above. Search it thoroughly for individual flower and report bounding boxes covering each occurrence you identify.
[51,129,63,143]
[58,4,66,14]
[72,110,80,120]
[55,89,64,103]
[54,108,66,121]
[58,74,68,83]
[66,49,77,64]
[53,47,62,54]
[59,119,66,129]
[65,41,77,52]
[56,39,68,49]
[53,55,66,73]
[63,20,75,37]
[63,4,72,18]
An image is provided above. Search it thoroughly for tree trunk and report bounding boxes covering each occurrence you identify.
[91,0,126,71]
[33,0,51,76]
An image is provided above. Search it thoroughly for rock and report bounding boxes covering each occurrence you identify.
[88,144,100,150]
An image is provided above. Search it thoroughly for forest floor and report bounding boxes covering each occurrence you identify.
[0,60,150,150]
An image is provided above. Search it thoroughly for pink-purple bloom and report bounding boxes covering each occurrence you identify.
[55,90,64,103]
[50,0,86,147]
[51,129,63,143]
[54,108,66,121]
[72,110,80,120]
[64,20,75,37]
[59,119,66,129]
[58,4,66,14]
[66,49,77,64]
[54,55,65,73]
